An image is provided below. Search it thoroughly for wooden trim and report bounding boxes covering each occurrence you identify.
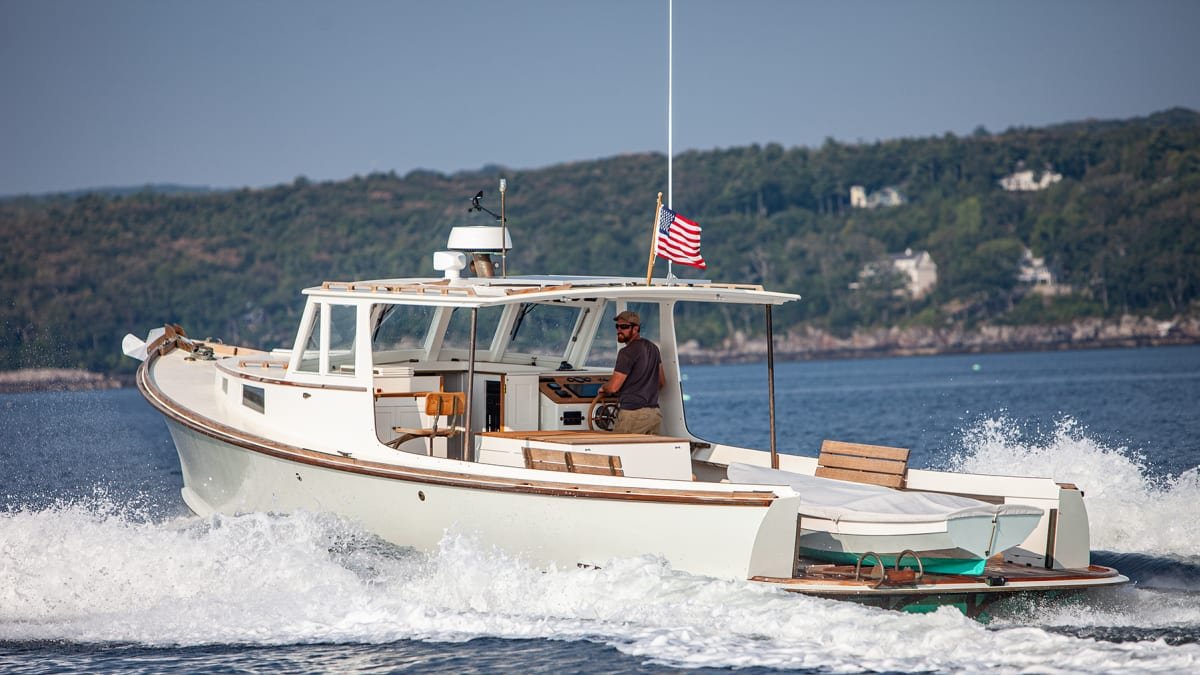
[374,391,427,399]
[506,283,574,295]
[238,359,287,370]
[1044,508,1059,569]
[208,343,268,357]
[482,430,687,445]
[140,353,774,507]
[704,282,765,291]
[322,280,477,296]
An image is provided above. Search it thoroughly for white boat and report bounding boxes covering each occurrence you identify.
[125,223,1126,614]
[727,463,1044,575]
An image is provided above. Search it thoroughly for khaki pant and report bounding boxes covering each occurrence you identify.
[613,406,662,435]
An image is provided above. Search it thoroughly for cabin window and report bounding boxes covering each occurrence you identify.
[442,306,503,355]
[373,304,436,357]
[585,302,618,366]
[327,304,357,373]
[587,302,660,367]
[242,384,265,413]
[506,301,579,360]
[296,306,321,373]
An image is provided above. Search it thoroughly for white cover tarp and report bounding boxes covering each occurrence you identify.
[727,463,1042,524]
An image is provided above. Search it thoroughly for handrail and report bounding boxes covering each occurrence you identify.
[321,280,478,296]
[895,549,925,581]
[854,551,887,588]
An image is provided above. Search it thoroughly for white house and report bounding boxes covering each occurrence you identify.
[850,185,905,209]
[1000,165,1063,192]
[1017,247,1071,296]
[891,248,938,298]
[854,248,938,299]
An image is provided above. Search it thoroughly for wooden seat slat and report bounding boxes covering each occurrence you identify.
[820,440,910,462]
[818,454,907,474]
[566,451,623,476]
[816,439,910,489]
[816,466,906,489]
[522,447,624,476]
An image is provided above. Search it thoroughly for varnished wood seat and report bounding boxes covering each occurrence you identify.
[387,391,466,453]
[523,447,624,476]
[816,439,910,489]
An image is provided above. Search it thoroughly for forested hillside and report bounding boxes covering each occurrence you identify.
[3,108,1198,374]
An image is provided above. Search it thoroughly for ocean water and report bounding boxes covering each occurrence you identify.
[2,346,1199,673]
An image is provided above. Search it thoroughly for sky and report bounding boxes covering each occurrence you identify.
[2,0,1198,196]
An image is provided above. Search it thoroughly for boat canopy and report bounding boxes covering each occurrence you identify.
[303,275,800,308]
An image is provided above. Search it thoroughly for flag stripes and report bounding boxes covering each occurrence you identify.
[656,206,706,269]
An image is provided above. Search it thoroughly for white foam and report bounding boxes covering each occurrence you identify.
[2,500,1198,672]
[948,416,1200,557]
[994,585,1200,630]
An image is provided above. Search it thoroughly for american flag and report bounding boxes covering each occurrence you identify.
[655,206,706,269]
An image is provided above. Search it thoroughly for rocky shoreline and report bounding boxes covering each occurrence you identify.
[678,315,1200,364]
[2,316,1197,391]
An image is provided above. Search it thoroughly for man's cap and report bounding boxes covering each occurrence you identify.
[613,310,640,325]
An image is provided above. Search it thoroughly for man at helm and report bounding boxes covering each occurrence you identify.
[597,310,665,434]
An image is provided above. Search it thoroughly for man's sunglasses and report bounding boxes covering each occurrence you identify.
[615,323,634,330]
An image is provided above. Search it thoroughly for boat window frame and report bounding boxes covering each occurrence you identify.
[286,298,372,382]
[435,305,505,363]
[495,298,602,368]
[291,301,321,374]
[370,302,440,363]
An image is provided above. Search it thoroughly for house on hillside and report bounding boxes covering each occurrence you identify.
[852,248,938,299]
[1000,163,1063,192]
[1017,247,1071,296]
[850,185,905,209]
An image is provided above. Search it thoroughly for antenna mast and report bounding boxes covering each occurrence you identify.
[667,0,674,279]
[499,178,507,277]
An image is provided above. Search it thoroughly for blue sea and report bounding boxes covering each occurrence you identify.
[3,346,1200,673]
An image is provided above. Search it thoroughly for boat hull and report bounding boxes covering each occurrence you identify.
[163,417,801,580]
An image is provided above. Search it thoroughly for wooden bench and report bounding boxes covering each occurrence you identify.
[523,447,624,476]
[816,440,910,489]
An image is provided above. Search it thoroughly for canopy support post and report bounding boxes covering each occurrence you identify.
[766,304,779,469]
[464,307,478,462]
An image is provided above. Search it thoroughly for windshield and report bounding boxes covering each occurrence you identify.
[506,301,582,359]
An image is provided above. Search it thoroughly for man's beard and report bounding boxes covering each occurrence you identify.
[616,333,630,344]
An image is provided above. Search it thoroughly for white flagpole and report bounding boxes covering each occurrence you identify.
[667,0,674,279]
[668,0,673,210]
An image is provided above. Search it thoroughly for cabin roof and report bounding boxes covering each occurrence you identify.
[303,275,799,307]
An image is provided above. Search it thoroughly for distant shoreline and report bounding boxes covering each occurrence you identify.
[4,319,1197,392]
[0,368,127,394]
[679,316,1200,365]
[680,332,1200,365]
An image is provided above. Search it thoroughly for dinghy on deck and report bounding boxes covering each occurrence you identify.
[727,463,1044,575]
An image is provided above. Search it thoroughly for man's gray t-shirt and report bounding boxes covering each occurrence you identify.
[613,338,661,410]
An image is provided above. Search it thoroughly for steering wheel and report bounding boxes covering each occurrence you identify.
[588,397,619,431]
